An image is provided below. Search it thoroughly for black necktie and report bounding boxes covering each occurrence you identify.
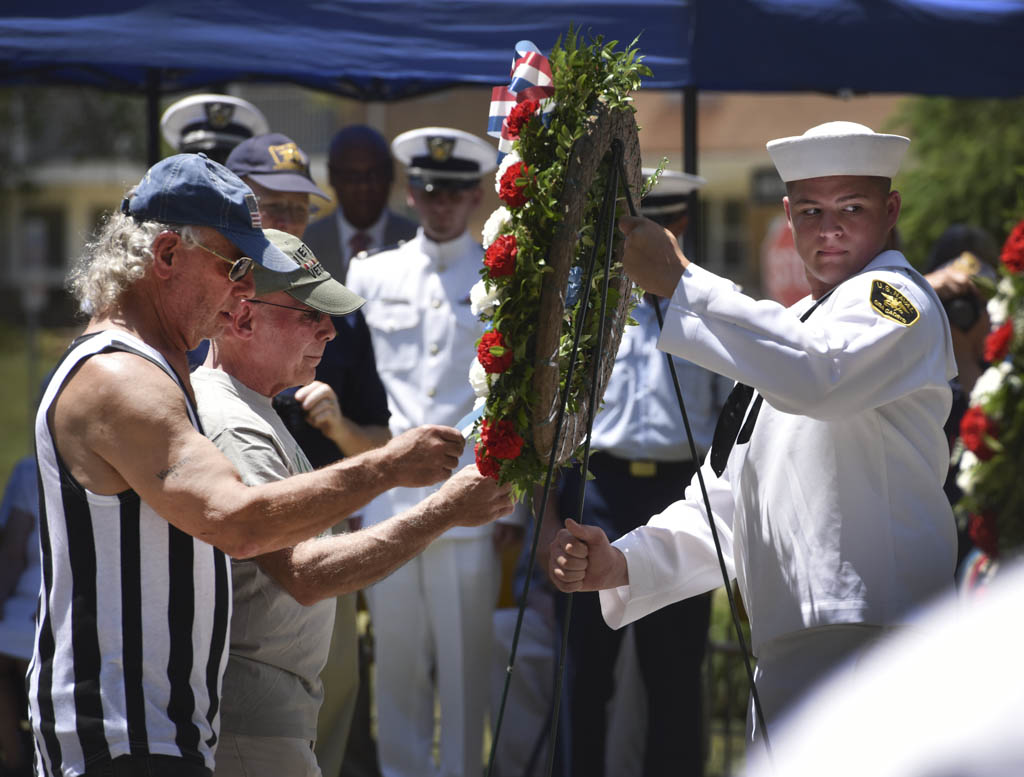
[708,292,832,477]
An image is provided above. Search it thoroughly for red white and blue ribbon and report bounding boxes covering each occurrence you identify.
[487,40,556,160]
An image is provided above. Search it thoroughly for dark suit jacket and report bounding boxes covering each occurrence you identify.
[303,208,418,283]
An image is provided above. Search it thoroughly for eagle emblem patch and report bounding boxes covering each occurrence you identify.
[870,279,919,326]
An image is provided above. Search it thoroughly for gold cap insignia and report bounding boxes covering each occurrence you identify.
[268,142,308,172]
[205,102,235,130]
[870,279,919,326]
[949,251,981,277]
[427,136,455,162]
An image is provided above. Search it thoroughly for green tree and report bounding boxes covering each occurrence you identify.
[889,97,1024,267]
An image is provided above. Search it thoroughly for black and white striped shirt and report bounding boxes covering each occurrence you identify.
[29,330,231,776]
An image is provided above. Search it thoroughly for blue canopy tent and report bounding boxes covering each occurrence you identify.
[3,0,1022,291]
[2,0,1023,161]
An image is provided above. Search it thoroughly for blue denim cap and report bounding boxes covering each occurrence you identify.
[121,153,293,273]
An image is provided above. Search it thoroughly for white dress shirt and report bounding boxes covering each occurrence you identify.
[346,228,490,538]
[592,295,732,461]
[336,208,388,260]
[600,250,959,651]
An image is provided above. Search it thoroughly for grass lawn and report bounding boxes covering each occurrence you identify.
[0,322,76,489]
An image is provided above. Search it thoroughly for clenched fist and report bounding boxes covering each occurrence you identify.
[548,518,629,593]
[618,215,691,298]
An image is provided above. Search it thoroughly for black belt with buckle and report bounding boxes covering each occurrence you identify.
[587,451,694,479]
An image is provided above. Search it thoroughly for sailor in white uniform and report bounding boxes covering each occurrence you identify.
[346,127,523,777]
[549,122,959,747]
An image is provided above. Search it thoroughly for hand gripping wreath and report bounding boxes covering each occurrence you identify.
[470,33,649,498]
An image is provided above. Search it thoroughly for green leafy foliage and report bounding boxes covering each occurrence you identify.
[890,97,1024,266]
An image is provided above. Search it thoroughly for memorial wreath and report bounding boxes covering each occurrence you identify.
[467,31,653,499]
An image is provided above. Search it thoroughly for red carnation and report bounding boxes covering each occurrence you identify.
[484,234,518,278]
[477,331,514,373]
[481,419,525,460]
[475,442,502,480]
[960,406,999,460]
[499,161,530,208]
[505,99,540,138]
[1001,219,1024,273]
[984,321,1013,363]
[968,512,1000,558]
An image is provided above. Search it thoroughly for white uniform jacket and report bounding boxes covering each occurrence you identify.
[346,228,494,538]
[600,250,959,651]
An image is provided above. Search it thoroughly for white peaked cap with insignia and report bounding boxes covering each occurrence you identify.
[392,127,498,191]
[160,93,270,154]
[766,121,910,183]
[640,168,706,217]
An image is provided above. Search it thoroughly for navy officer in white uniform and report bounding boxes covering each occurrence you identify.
[346,127,524,777]
[549,122,959,746]
[557,170,731,777]
[160,93,269,165]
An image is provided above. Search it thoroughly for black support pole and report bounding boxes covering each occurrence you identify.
[146,68,161,166]
[682,84,699,262]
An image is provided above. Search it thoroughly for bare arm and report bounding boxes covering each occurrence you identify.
[53,352,463,559]
[294,380,391,456]
[252,465,514,604]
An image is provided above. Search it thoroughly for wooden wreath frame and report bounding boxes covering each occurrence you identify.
[531,102,643,464]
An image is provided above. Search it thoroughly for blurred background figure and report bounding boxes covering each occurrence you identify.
[303,125,418,283]
[347,126,524,777]
[921,224,999,568]
[160,93,270,165]
[556,169,729,777]
[0,456,39,777]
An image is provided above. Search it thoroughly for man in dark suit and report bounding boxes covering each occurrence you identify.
[303,125,418,283]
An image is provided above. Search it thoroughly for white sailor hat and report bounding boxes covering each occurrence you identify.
[640,168,706,220]
[392,127,498,192]
[160,94,270,163]
[766,121,910,183]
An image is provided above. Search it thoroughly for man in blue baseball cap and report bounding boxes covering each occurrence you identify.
[28,153,488,777]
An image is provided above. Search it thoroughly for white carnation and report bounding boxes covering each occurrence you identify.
[470,279,500,317]
[468,357,490,398]
[956,449,980,496]
[481,206,511,249]
[970,361,1011,406]
[494,151,522,194]
[987,295,1009,326]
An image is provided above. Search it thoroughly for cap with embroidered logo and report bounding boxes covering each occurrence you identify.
[392,127,497,191]
[160,93,269,164]
[225,133,328,199]
[766,121,910,183]
[121,153,293,273]
[254,230,365,315]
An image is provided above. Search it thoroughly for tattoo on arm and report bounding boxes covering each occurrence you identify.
[156,457,189,481]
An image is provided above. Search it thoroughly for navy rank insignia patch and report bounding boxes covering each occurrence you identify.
[870,279,919,326]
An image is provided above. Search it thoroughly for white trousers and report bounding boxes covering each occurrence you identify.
[367,536,499,777]
[747,623,888,747]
